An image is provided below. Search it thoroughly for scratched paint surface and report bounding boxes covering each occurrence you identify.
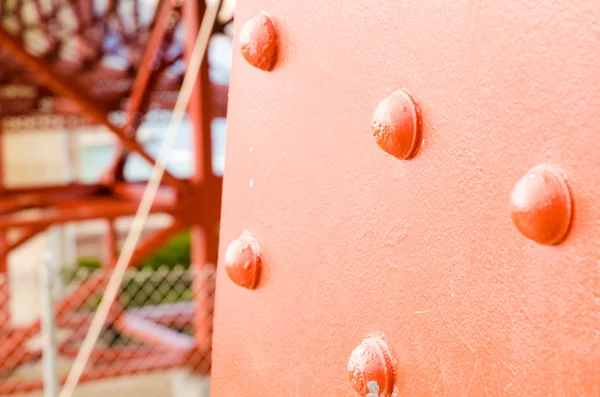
[211,0,600,395]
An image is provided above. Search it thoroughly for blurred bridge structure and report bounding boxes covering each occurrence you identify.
[0,0,233,393]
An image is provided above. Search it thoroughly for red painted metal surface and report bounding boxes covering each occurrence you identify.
[211,1,600,395]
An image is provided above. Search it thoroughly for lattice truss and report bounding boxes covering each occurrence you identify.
[1,0,181,113]
[0,0,231,114]
[0,265,216,394]
[0,0,230,393]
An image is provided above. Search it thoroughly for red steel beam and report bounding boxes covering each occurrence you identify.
[124,0,176,129]
[0,198,178,229]
[0,182,178,221]
[0,183,103,214]
[184,17,213,185]
[111,182,178,208]
[183,0,219,357]
[0,82,228,119]
[0,183,103,199]
[0,180,178,198]
[127,220,183,267]
[0,27,184,190]
[104,0,178,182]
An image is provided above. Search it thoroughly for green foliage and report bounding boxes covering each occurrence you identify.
[138,231,191,270]
[75,231,192,271]
[77,256,103,269]
[72,230,194,314]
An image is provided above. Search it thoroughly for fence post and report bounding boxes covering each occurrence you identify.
[39,255,59,397]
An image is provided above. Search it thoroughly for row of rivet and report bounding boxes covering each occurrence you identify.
[229,12,574,397]
[223,232,394,396]
[237,11,573,246]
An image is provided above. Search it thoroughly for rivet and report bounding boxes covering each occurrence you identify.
[510,165,572,245]
[239,12,278,71]
[224,230,261,288]
[347,337,395,397]
[372,89,422,160]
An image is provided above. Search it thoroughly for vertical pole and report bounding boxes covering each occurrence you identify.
[185,0,213,188]
[39,255,59,397]
[48,227,64,301]
[184,0,220,267]
[50,127,72,267]
[49,124,73,297]
[182,0,218,353]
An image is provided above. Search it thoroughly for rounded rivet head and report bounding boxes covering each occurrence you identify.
[372,89,422,160]
[347,337,395,397]
[510,165,572,245]
[239,12,278,71]
[224,230,261,288]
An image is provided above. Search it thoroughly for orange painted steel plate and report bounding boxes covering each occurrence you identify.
[211,1,600,395]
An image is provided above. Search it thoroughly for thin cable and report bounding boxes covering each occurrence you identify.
[58,1,223,396]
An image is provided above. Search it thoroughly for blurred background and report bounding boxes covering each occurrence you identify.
[0,0,235,395]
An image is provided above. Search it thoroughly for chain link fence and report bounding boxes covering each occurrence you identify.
[0,264,215,394]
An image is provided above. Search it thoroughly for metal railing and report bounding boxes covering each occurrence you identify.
[0,263,214,395]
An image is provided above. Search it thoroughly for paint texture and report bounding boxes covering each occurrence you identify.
[212,0,600,395]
